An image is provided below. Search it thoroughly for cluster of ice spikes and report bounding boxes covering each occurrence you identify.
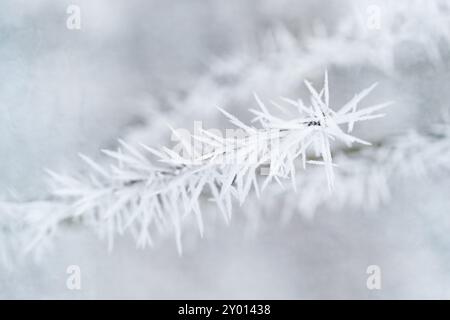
[29,72,389,254]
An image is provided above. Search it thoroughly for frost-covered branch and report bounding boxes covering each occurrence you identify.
[6,72,388,255]
[3,0,449,261]
[4,118,450,262]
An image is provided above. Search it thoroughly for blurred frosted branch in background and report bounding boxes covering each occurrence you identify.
[126,0,450,145]
[306,0,450,73]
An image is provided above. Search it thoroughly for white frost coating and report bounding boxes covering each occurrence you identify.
[1,72,388,256]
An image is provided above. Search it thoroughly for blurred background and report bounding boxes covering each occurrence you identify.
[1,0,450,299]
